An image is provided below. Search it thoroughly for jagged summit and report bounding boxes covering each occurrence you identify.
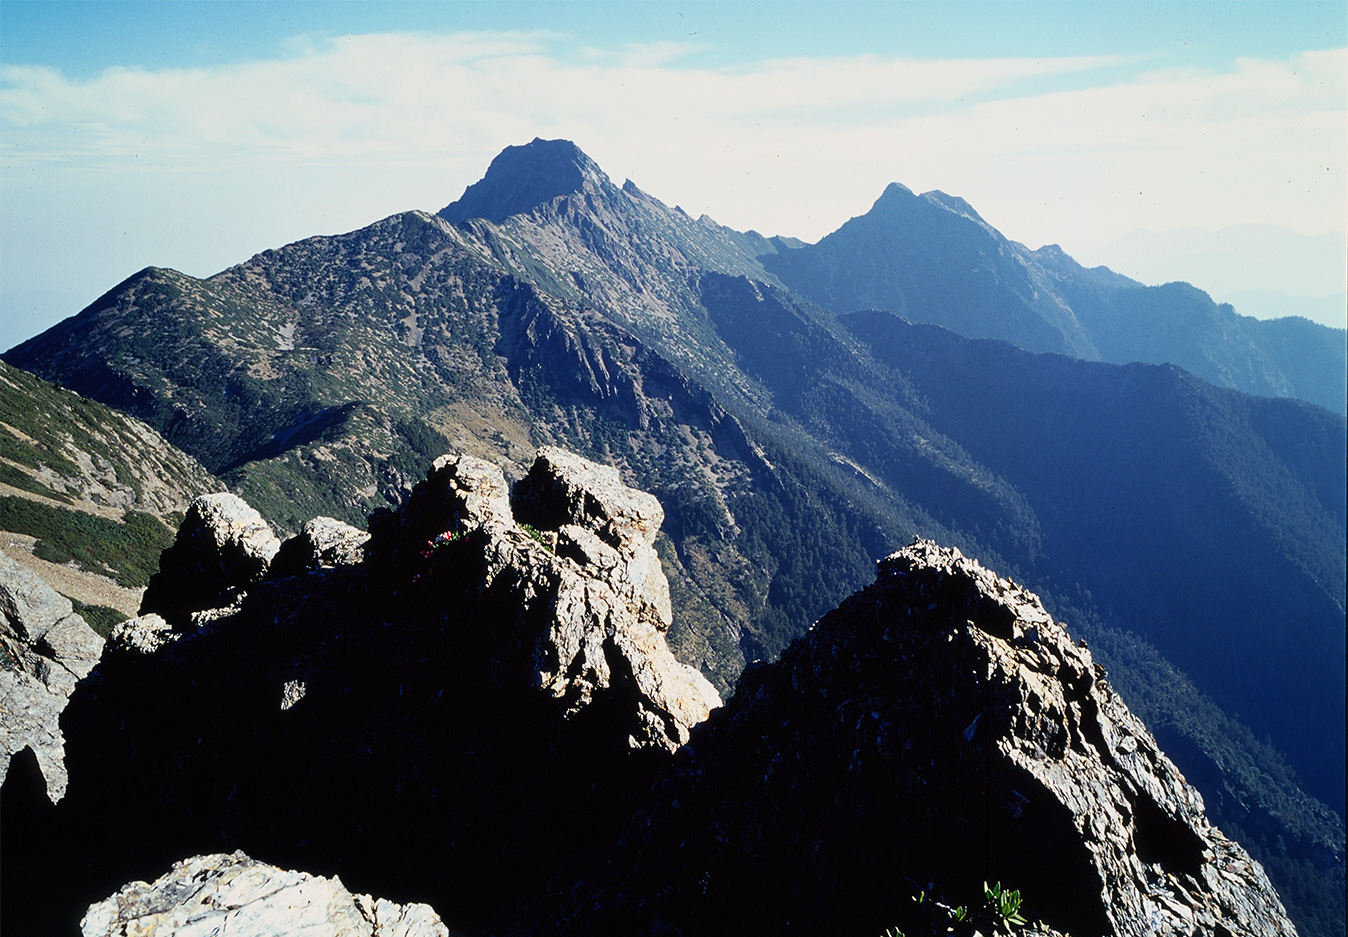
[438,137,610,225]
[867,180,994,232]
[877,180,916,202]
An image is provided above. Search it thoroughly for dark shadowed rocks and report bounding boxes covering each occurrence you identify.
[369,446,719,751]
[6,454,1297,936]
[270,515,371,577]
[529,541,1296,936]
[9,448,719,933]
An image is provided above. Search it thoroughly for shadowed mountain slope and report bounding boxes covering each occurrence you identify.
[764,183,1346,414]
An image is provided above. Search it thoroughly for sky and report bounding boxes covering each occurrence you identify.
[1,0,1345,348]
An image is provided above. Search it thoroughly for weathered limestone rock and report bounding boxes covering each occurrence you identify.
[140,492,281,622]
[1,552,104,800]
[271,515,371,577]
[0,669,67,800]
[81,851,450,937]
[387,448,719,750]
[108,612,176,654]
[869,541,1295,936]
[1,552,104,696]
[588,539,1296,937]
[516,445,672,630]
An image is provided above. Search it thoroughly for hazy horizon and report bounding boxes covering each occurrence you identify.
[2,0,1344,346]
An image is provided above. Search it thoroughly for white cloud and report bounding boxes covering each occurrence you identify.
[1,34,1343,346]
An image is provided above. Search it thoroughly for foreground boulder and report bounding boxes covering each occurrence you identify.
[534,540,1296,936]
[81,851,450,937]
[1,552,104,800]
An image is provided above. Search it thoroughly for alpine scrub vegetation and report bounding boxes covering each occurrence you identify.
[878,883,1030,936]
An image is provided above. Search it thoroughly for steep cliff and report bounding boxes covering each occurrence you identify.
[533,541,1296,936]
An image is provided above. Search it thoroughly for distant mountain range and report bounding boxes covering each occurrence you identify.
[1082,224,1348,330]
[763,183,1346,414]
[4,138,1344,934]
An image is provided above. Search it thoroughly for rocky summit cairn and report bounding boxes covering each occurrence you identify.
[1,552,104,800]
[81,851,450,937]
[140,492,281,623]
[580,539,1296,937]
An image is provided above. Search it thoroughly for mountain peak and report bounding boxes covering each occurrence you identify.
[438,137,609,225]
[875,181,916,206]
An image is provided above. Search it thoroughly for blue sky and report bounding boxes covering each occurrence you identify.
[2,1,1345,345]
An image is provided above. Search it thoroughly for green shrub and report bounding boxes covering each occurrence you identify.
[69,599,129,638]
[0,496,173,588]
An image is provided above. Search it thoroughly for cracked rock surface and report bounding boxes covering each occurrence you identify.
[80,851,450,937]
[543,540,1296,936]
[9,448,719,933]
[139,492,281,622]
[1,552,104,800]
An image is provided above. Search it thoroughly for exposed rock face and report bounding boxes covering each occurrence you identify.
[439,137,604,225]
[7,454,1297,936]
[81,851,450,937]
[549,540,1296,936]
[270,515,371,577]
[10,448,720,933]
[372,447,720,750]
[140,492,281,622]
[1,552,104,800]
[515,446,671,624]
[0,669,67,800]
[108,612,176,654]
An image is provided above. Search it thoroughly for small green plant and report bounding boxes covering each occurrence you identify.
[69,599,129,638]
[519,522,554,551]
[951,905,968,922]
[879,928,906,937]
[984,881,1027,926]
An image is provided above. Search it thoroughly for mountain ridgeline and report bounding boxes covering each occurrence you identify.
[4,138,1345,934]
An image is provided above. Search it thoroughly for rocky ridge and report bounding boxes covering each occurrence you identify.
[4,450,1298,936]
[366,445,721,750]
[539,540,1297,936]
[3,137,1342,931]
[0,447,720,933]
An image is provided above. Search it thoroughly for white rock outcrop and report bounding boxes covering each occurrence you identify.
[1,552,105,800]
[80,851,450,937]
